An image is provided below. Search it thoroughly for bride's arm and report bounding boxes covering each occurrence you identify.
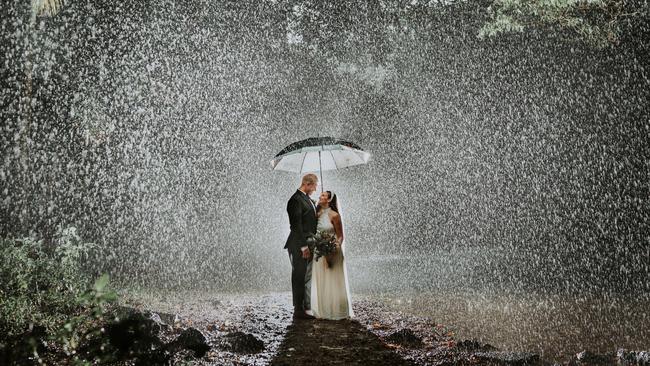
[332,213,344,248]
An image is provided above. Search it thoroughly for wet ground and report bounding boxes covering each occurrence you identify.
[348,254,650,363]
[378,291,650,363]
[124,292,290,365]
[121,291,547,365]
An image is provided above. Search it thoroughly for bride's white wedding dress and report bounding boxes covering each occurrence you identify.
[310,207,353,320]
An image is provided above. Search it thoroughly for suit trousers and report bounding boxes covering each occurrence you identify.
[288,248,312,310]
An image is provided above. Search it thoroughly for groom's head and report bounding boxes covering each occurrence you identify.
[300,173,318,195]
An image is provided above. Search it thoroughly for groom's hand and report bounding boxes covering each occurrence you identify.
[301,246,311,259]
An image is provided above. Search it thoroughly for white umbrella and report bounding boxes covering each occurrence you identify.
[270,137,371,191]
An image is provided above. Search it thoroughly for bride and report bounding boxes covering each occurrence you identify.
[310,191,353,320]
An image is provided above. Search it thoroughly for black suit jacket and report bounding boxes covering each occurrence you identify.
[284,189,318,251]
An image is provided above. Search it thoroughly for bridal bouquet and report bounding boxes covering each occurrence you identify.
[306,230,337,262]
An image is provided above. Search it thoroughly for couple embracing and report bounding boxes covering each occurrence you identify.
[284,173,353,320]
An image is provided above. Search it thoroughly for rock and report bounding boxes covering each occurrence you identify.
[155,311,179,326]
[76,311,169,365]
[106,312,164,356]
[384,328,424,348]
[471,351,541,365]
[148,312,168,329]
[617,349,650,365]
[113,305,139,318]
[145,311,178,331]
[218,331,265,354]
[574,350,614,364]
[455,339,498,352]
[167,328,210,358]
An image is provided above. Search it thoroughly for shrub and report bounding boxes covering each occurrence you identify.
[0,226,96,336]
[0,226,117,364]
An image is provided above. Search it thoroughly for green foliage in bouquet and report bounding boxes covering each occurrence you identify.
[306,230,337,262]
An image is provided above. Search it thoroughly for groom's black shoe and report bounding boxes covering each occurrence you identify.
[293,309,315,320]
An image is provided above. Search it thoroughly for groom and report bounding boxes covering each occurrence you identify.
[285,173,318,320]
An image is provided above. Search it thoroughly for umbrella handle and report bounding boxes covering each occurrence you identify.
[318,150,324,193]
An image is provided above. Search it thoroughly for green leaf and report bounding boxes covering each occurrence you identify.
[102,291,118,302]
[93,274,110,292]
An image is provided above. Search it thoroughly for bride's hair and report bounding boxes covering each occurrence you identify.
[317,190,340,215]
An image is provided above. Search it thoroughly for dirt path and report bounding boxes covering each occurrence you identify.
[270,318,416,366]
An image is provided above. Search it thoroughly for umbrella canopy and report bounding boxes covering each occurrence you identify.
[271,137,371,190]
[271,137,371,173]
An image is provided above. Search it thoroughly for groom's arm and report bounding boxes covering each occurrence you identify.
[287,198,309,254]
